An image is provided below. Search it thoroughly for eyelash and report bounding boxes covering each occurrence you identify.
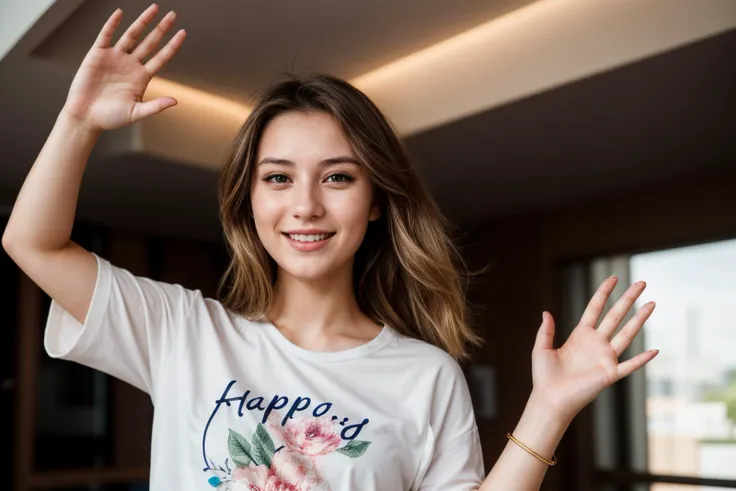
[262,172,355,186]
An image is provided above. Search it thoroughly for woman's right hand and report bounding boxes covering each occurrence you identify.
[62,4,186,132]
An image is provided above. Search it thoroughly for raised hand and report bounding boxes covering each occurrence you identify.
[530,276,659,422]
[62,4,186,132]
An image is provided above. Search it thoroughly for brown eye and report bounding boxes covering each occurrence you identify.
[263,173,289,184]
[326,173,354,183]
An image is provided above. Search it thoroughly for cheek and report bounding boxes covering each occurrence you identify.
[251,188,282,220]
[331,190,374,233]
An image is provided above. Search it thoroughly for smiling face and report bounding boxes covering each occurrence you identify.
[250,110,381,283]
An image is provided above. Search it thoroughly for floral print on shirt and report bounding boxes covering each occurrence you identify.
[206,411,371,490]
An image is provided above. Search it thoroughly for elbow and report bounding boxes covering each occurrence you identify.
[2,230,32,260]
[2,230,16,254]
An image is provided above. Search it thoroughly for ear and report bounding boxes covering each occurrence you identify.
[368,201,381,222]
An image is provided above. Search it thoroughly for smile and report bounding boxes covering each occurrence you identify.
[286,232,334,242]
[282,232,336,252]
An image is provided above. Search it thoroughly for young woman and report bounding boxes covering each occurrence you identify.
[2,4,659,490]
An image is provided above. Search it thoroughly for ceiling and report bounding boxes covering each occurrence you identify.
[1,0,734,243]
[31,0,538,105]
[407,28,736,224]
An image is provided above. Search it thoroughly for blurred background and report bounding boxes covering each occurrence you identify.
[1,0,735,490]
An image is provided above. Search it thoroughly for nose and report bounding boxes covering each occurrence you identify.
[291,179,324,220]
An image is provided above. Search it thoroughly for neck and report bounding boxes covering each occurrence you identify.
[267,263,376,341]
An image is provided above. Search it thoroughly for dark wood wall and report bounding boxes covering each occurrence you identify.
[3,165,735,490]
[3,224,228,490]
[465,166,736,490]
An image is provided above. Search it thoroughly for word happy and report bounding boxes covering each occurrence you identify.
[209,380,370,441]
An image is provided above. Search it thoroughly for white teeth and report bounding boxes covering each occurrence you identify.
[288,233,332,242]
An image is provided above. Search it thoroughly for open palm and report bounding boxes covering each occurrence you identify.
[531,276,658,421]
[63,4,186,131]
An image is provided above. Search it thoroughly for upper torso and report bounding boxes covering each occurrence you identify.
[44,253,484,490]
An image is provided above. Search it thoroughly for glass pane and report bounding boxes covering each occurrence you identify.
[35,292,113,471]
[630,238,736,483]
[33,225,115,471]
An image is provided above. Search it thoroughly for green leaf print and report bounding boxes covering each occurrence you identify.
[227,428,253,467]
[251,423,276,468]
[335,440,371,458]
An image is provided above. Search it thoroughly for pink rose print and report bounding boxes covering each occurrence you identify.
[230,450,324,491]
[269,415,341,457]
[266,448,326,490]
[231,464,268,490]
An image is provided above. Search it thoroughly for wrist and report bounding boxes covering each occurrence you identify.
[507,391,573,464]
[58,107,103,137]
[529,387,579,424]
[526,389,575,428]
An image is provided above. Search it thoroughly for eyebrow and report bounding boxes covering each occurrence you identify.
[257,156,362,167]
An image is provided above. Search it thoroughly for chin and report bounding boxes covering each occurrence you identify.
[276,254,353,283]
[279,264,338,282]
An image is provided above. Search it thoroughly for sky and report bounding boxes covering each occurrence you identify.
[630,238,736,369]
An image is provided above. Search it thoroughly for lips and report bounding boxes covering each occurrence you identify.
[284,232,335,242]
[282,228,334,235]
[282,232,335,252]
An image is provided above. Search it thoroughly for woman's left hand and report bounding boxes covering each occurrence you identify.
[530,276,658,422]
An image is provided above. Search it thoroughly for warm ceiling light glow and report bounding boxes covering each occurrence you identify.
[141,0,736,143]
[351,0,560,91]
[147,76,250,121]
[351,0,736,135]
[349,0,570,134]
[142,0,559,129]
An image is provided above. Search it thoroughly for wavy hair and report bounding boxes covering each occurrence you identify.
[217,74,484,360]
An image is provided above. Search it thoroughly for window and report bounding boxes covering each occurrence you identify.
[562,238,736,490]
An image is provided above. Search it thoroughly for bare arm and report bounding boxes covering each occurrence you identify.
[2,3,186,325]
[475,281,658,490]
[478,391,570,490]
[2,112,101,324]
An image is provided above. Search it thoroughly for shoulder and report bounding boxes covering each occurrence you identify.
[389,329,478,443]
[174,292,247,340]
[388,328,466,379]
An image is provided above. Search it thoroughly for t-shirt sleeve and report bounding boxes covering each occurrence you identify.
[43,252,201,397]
[417,356,485,490]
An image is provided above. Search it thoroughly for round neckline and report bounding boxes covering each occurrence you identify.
[258,319,396,363]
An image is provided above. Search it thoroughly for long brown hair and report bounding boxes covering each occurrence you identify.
[217,74,484,360]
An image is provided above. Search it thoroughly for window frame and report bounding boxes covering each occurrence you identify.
[560,254,736,490]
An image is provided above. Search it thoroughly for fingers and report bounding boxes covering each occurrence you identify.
[534,311,555,351]
[130,10,178,61]
[131,97,178,122]
[144,29,187,74]
[610,301,656,357]
[579,276,618,328]
[93,8,124,49]
[598,281,647,339]
[616,348,658,381]
[114,4,160,53]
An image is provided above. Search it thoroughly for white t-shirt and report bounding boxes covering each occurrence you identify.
[44,253,485,490]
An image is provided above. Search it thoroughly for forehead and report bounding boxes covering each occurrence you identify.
[256,111,355,162]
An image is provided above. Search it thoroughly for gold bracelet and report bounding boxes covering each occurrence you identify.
[506,433,558,466]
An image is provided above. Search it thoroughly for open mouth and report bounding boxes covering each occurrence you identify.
[282,232,336,243]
